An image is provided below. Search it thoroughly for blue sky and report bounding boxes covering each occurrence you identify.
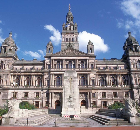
[0,0,140,60]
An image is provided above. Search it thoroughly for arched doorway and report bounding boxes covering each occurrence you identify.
[81,100,86,106]
[55,100,61,109]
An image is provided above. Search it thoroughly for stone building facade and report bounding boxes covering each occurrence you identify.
[0,6,140,114]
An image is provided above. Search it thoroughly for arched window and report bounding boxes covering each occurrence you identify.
[81,61,84,69]
[68,61,72,69]
[56,76,61,86]
[26,77,30,86]
[37,77,41,86]
[122,76,126,85]
[137,60,140,68]
[81,76,86,86]
[112,77,115,86]
[57,61,60,69]
[100,77,104,86]
[16,77,20,86]
[90,48,92,53]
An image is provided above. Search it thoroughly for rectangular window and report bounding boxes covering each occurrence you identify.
[102,92,106,98]
[13,92,17,98]
[24,92,28,97]
[125,92,129,97]
[93,101,96,106]
[92,79,95,86]
[113,92,118,97]
[48,64,50,69]
[66,38,68,42]
[36,92,39,98]
[92,93,95,98]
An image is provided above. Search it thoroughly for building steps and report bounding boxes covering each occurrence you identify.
[89,115,133,126]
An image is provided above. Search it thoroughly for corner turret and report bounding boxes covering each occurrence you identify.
[0,32,18,59]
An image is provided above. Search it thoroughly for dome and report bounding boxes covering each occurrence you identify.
[2,32,16,46]
[126,32,138,45]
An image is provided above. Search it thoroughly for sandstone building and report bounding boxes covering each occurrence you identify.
[0,6,140,115]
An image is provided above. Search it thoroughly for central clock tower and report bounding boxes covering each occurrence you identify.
[61,4,79,50]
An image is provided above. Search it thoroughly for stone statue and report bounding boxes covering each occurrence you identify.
[124,98,137,117]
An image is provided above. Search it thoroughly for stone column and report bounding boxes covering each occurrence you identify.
[87,74,90,86]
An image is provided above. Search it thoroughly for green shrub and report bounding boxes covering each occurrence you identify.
[19,101,35,110]
[108,102,124,109]
[0,108,9,116]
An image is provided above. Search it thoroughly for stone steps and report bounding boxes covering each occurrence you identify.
[15,114,52,126]
[15,109,50,126]
[89,115,132,126]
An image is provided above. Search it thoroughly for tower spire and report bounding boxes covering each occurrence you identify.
[69,4,71,12]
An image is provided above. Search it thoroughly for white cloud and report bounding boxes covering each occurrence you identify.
[17,46,20,51]
[44,25,61,46]
[121,0,140,20]
[14,33,17,39]
[119,0,140,35]
[38,50,45,57]
[0,20,2,24]
[78,31,109,53]
[0,36,4,44]
[24,51,41,59]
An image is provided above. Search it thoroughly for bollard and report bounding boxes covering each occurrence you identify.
[27,118,28,126]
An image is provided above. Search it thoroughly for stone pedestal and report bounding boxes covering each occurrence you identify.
[62,70,80,117]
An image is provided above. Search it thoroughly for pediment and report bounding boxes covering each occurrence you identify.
[52,47,90,56]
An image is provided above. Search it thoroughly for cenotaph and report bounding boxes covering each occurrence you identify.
[62,70,80,118]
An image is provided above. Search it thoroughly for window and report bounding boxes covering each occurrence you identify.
[13,92,17,98]
[92,93,96,98]
[92,101,96,107]
[68,61,72,69]
[16,77,20,86]
[137,61,140,68]
[24,92,28,97]
[57,61,60,69]
[102,92,106,98]
[91,64,94,69]
[113,92,118,98]
[100,77,104,86]
[73,64,75,68]
[26,77,30,86]
[36,92,39,98]
[72,38,74,42]
[66,64,68,69]
[56,76,61,86]
[37,77,41,86]
[66,38,68,42]
[122,76,126,85]
[92,79,95,86]
[112,77,115,86]
[81,76,86,86]
[81,61,84,69]
[125,92,129,97]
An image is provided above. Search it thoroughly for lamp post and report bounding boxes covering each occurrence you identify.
[41,87,43,108]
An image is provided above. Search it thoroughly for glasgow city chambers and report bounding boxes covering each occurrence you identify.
[0,6,140,114]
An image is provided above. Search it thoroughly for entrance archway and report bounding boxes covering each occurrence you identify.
[55,100,61,109]
[81,100,86,106]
